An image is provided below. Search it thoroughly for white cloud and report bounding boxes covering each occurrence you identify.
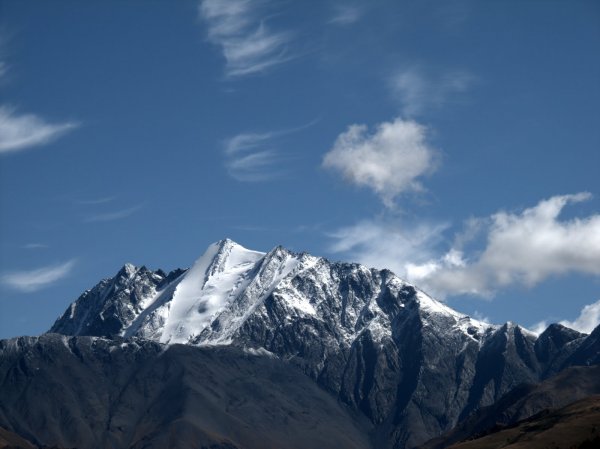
[328,193,600,299]
[391,67,474,116]
[1,260,76,292]
[199,0,293,77]
[23,243,48,250]
[412,193,600,298]
[0,106,78,153]
[223,131,283,181]
[84,204,144,223]
[225,131,273,155]
[329,5,363,25]
[74,196,116,205]
[472,311,491,324]
[322,117,439,207]
[560,299,600,334]
[227,149,281,182]
[529,320,550,336]
[530,299,600,335]
[224,121,316,182]
[328,217,449,277]
[0,39,7,80]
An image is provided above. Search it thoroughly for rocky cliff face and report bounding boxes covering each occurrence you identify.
[0,334,371,449]
[38,239,600,448]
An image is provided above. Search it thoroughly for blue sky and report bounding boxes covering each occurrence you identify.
[1,0,599,339]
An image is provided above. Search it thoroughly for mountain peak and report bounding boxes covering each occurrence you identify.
[206,238,265,278]
[117,262,137,278]
[50,239,502,348]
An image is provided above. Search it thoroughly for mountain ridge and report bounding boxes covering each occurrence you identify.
[43,239,598,448]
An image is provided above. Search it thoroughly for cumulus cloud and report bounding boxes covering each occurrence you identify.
[391,67,474,116]
[199,0,293,77]
[412,193,600,297]
[322,118,438,207]
[0,106,78,154]
[1,260,76,292]
[329,193,600,299]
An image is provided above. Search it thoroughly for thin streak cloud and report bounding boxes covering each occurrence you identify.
[1,260,76,292]
[0,106,79,154]
[224,120,317,182]
[23,243,48,250]
[84,204,144,223]
[329,5,363,26]
[74,196,116,205]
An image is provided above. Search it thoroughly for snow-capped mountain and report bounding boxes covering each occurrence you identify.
[51,238,490,346]
[46,238,594,448]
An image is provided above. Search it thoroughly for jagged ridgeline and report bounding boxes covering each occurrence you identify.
[1,239,599,449]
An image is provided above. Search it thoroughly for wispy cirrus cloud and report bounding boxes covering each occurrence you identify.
[322,117,439,207]
[84,204,144,223]
[328,217,450,275]
[329,4,363,26]
[0,106,79,154]
[22,243,48,250]
[74,196,116,205]
[329,193,600,300]
[0,37,8,81]
[390,67,475,116]
[1,260,76,292]
[199,0,293,78]
[224,120,316,182]
[224,131,283,181]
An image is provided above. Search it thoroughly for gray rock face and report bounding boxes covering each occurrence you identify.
[51,264,185,338]
[42,239,599,448]
[420,364,600,449]
[0,335,372,449]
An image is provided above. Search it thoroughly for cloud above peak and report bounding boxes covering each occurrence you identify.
[560,299,600,334]
[0,106,79,154]
[329,193,600,299]
[322,117,439,207]
[414,192,600,297]
[199,0,293,77]
[531,298,600,335]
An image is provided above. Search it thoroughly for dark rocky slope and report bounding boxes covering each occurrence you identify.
[420,364,600,448]
[0,334,371,449]
[446,395,600,449]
